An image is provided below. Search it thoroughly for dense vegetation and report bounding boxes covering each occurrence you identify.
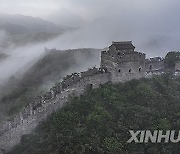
[0,49,99,121]
[9,74,180,154]
[0,50,178,122]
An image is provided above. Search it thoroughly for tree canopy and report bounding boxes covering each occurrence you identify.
[9,75,180,154]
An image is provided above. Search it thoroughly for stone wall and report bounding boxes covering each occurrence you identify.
[101,50,146,83]
[0,42,169,152]
[0,68,110,152]
[110,61,145,83]
[145,57,164,72]
[0,41,178,153]
[0,59,174,152]
[175,61,180,71]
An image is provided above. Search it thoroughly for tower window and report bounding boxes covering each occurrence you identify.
[149,65,152,70]
[119,69,121,72]
[139,67,142,72]
[129,69,131,73]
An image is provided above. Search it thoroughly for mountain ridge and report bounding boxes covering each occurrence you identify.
[0,13,75,51]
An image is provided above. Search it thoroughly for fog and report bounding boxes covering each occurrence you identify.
[0,43,45,84]
[0,0,180,85]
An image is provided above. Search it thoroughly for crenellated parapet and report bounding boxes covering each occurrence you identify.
[1,41,168,152]
[0,67,109,144]
[101,50,145,64]
[145,57,165,72]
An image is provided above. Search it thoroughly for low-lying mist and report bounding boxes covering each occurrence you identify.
[1,0,180,121]
[0,17,180,89]
[1,4,180,86]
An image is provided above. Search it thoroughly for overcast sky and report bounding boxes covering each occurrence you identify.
[0,0,180,85]
[0,0,180,55]
[0,0,180,25]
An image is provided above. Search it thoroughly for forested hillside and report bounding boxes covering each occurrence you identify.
[0,48,100,122]
[9,74,180,154]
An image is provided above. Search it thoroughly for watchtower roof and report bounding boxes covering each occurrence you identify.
[111,41,135,50]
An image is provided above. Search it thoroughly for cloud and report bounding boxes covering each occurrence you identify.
[0,0,180,85]
[1,0,180,34]
[0,30,7,51]
[44,8,85,27]
[0,0,60,17]
[0,43,46,85]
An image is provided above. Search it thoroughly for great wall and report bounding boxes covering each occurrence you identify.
[0,41,180,152]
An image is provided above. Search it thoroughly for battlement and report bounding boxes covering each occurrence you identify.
[101,41,145,63]
[101,42,146,83]
[0,67,109,138]
[146,57,164,62]
[0,41,150,152]
[1,42,179,152]
[101,50,145,63]
[145,57,165,72]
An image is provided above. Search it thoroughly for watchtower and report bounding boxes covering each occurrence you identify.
[101,41,146,83]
